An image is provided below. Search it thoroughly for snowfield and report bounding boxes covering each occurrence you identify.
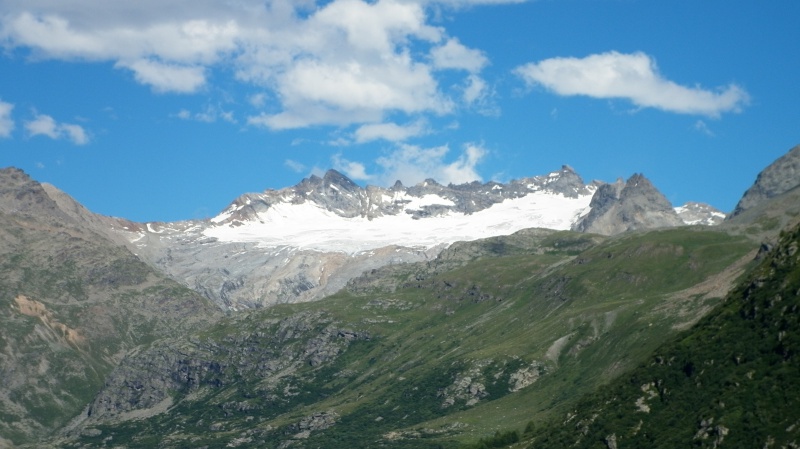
[203,189,595,254]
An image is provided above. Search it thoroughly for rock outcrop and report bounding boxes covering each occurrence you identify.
[572,174,684,235]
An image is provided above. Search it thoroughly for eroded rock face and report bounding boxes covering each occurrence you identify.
[573,174,684,235]
[78,312,368,426]
[729,144,800,218]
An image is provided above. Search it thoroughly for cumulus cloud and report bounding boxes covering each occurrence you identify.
[24,113,89,145]
[332,154,374,181]
[118,59,206,93]
[0,0,496,126]
[354,120,428,143]
[514,51,749,117]
[430,38,488,72]
[374,142,486,186]
[0,100,14,138]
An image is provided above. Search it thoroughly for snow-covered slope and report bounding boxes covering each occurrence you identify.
[204,188,593,253]
[112,166,714,310]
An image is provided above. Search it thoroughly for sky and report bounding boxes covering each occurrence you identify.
[0,0,798,223]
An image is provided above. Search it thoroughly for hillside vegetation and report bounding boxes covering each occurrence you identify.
[525,219,800,448]
[57,227,756,448]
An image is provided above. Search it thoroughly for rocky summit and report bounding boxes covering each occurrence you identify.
[572,173,685,235]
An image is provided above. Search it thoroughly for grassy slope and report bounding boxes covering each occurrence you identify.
[523,220,800,448]
[63,227,756,448]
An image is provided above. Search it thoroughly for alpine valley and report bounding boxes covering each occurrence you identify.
[1,143,798,449]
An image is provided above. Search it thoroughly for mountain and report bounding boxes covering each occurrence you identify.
[109,166,711,310]
[0,146,777,447]
[729,143,800,219]
[572,174,685,235]
[0,168,222,446]
[526,217,800,449]
[56,226,757,449]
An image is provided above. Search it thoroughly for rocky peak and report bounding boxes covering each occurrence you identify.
[322,169,360,192]
[729,144,800,219]
[0,167,68,221]
[512,165,593,199]
[572,173,683,235]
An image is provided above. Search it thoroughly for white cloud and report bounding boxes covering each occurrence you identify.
[354,120,428,143]
[374,142,486,186]
[248,93,268,108]
[25,114,59,139]
[694,120,715,137]
[0,100,14,138]
[440,143,486,183]
[24,113,90,145]
[60,123,89,145]
[514,51,749,117]
[430,38,488,72]
[332,154,374,181]
[117,59,206,93]
[1,0,493,126]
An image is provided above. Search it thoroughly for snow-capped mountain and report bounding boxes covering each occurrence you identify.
[110,166,716,310]
[203,165,596,253]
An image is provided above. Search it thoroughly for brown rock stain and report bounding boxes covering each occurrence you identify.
[13,294,86,347]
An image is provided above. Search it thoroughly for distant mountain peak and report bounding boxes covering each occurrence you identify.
[573,173,683,235]
[0,167,66,220]
[675,202,726,226]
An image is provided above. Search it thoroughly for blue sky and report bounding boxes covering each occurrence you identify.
[1,0,798,222]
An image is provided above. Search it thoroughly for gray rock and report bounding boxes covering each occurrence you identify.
[573,174,684,235]
[729,144,800,219]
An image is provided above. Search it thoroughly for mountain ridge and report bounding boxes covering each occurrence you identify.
[0,142,798,448]
[0,164,726,311]
[106,165,724,310]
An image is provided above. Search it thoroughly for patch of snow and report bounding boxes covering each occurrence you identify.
[403,194,456,210]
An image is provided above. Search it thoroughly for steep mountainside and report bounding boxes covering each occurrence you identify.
[527,218,800,449]
[56,227,756,448]
[729,144,800,219]
[722,144,800,241]
[0,168,222,446]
